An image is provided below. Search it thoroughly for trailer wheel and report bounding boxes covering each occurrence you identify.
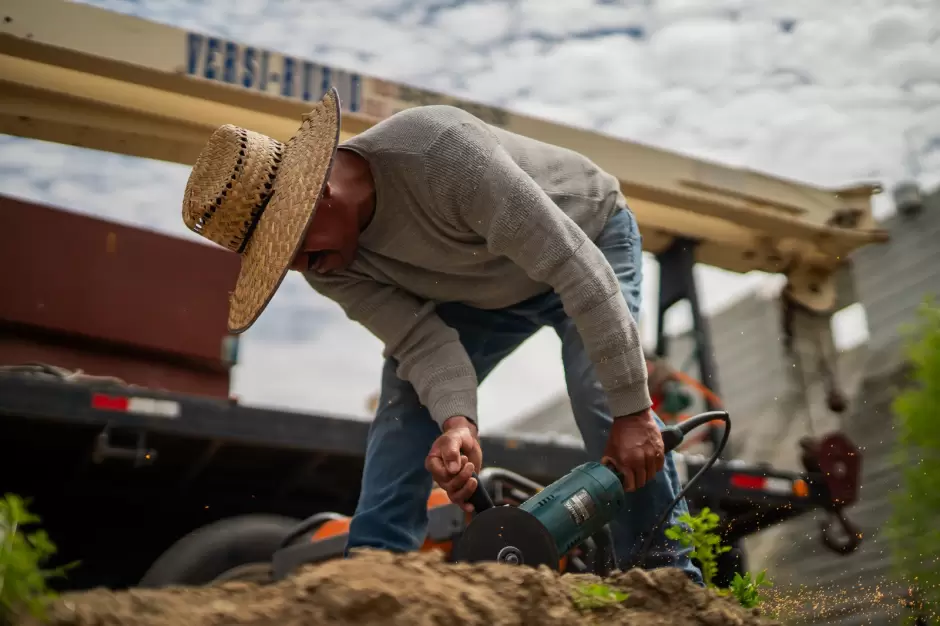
[139,514,300,588]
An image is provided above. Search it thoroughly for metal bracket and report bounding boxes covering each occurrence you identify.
[91,426,157,467]
[820,509,863,555]
[781,294,849,416]
[654,237,726,457]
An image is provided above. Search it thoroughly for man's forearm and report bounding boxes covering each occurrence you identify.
[551,240,653,416]
[403,334,479,427]
[561,244,652,413]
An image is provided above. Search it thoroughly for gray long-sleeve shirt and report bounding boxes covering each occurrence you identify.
[303,104,651,428]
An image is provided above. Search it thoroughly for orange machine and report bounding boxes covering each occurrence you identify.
[309,488,463,555]
[647,355,726,450]
[269,468,579,579]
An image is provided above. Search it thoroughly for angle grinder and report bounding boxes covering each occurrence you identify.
[451,410,731,572]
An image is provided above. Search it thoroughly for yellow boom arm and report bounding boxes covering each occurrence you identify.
[0,0,888,312]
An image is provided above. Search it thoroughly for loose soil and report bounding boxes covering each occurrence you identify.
[20,550,780,626]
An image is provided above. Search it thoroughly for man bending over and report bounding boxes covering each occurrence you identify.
[181,87,702,584]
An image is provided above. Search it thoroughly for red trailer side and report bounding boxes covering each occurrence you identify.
[0,194,239,399]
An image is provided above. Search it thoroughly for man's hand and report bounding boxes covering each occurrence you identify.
[425,416,483,512]
[602,408,665,492]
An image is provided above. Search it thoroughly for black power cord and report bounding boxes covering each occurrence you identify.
[633,410,732,569]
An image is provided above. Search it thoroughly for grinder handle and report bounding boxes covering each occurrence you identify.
[467,472,495,513]
[661,425,684,453]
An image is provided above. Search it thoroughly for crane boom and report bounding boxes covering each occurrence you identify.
[0,0,889,312]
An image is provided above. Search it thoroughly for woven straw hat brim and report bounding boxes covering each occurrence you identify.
[227,88,341,333]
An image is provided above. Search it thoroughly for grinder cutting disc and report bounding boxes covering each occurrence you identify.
[452,506,560,569]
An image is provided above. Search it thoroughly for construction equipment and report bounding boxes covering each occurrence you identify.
[0,0,888,445]
[0,0,880,591]
[0,0,887,283]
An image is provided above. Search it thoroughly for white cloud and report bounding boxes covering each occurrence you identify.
[2,0,937,432]
[430,2,514,48]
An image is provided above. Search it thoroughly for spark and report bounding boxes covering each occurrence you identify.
[759,579,938,624]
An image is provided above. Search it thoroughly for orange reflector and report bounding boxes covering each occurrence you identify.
[793,479,810,498]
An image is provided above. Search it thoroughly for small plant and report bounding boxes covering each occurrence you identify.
[571,582,629,610]
[728,570,773,609]
[0,494,76,624]
[664,507,730,588]
[665,507,776,614]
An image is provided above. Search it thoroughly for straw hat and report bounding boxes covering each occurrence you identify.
[182,87,341,333]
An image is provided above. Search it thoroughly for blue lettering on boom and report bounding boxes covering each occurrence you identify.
[184,33,361,112]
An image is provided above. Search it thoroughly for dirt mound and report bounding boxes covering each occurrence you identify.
[24,550,779,626]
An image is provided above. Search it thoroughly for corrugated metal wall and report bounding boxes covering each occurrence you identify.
[853,198,940,361]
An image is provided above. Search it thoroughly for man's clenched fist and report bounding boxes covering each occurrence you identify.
[603,408,666,491]
[425,416,483,512]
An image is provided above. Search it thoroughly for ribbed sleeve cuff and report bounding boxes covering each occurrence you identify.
[606,381,653,418]
[429,391,478,430]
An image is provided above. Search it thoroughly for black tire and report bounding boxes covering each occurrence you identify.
[139,514,300,588]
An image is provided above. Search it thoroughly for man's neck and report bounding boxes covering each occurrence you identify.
[336,148,376,232]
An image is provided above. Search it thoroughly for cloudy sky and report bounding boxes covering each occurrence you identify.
[1,0,938,432]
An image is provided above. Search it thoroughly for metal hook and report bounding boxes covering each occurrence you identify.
[820,509,863,555]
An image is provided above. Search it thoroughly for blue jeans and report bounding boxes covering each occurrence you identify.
[345,206,703,585]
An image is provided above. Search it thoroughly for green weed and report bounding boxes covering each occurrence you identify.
[728,570,773,609]
[664,507,729,588]
[0,494,77,624]
[666,507,774,613]
[571,582,629,610]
